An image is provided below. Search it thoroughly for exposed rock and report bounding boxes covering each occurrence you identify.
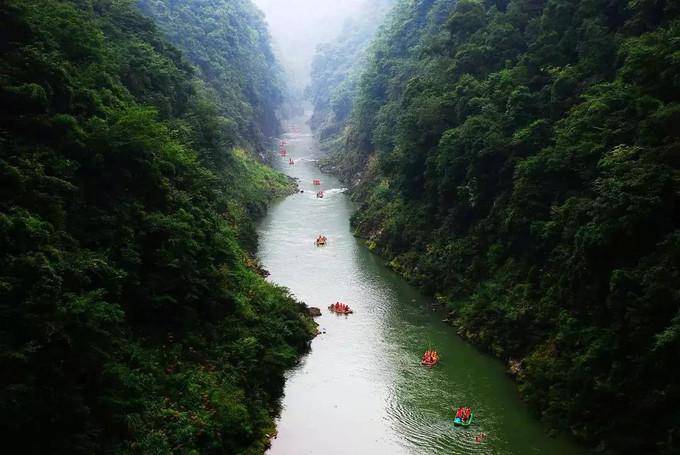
[508,358,523,378]
[308,307,322,317]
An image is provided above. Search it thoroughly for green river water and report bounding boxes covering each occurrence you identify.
[259,118,582,455]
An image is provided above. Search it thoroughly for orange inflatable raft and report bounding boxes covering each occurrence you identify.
[328,302,353,315]
[421,349,440,367]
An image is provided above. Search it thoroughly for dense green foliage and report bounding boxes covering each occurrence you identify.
[334,0,680,451]
[137,0,284,152]
[307,0,393,145]
[0,0,313,452]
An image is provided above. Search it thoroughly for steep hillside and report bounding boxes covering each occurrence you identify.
[307,0,394,145]
[337,0,680,452]
[137,0,284,152]
[0,0,313,452]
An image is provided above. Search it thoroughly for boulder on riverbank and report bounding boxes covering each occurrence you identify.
[507,359,524,378]
[308,307,322,317]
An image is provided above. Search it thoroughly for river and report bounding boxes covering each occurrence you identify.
[258,117,581,454]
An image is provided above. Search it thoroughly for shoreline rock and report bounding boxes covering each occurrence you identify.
[307,307,322,317]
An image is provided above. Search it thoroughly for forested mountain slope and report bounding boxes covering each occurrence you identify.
[307,0,394,145]
[336,0,680,452]
[137,0,283,153]
[0,0,313,452]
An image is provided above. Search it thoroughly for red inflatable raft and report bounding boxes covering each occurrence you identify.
[328,302,353,315]
[421,349,440,367]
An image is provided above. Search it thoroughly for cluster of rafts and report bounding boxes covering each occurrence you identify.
[316,239,474,428]
[280,141,297,166]
[280,141,327,197]
[312,179,324,198]
[420,350,473,424]
[280,131,476,431]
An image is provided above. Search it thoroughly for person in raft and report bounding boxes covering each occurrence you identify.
[422,349,439,365]
[330,302,352,313]
[455,407,471,422]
